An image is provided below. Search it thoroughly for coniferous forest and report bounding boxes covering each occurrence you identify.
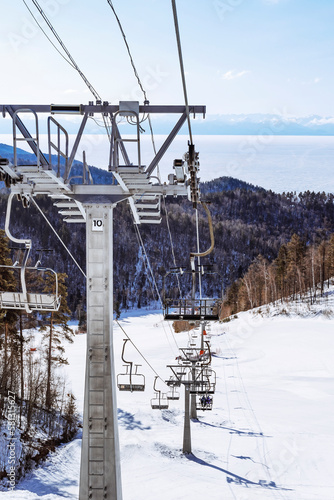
[1,176,334,314]
[1,175,334,481]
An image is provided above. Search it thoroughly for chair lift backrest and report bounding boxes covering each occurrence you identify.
[0,193,60,314]
[4,193,32,314]
[117,339,145,392]
[151,376,169,409]
[167,385,180,400]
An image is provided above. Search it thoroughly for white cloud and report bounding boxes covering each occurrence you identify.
[221,69,249,80]
[301,77,322,85]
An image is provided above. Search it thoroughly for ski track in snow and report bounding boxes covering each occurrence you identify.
[2,294,334,500]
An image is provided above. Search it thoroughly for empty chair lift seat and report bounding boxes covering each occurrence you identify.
[0,291,61,311]
[164,298,220,321]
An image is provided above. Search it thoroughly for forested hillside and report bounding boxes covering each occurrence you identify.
[1,174,334,316]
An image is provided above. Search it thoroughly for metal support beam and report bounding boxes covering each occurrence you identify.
[146,112,187,176]
[1,104,206,115]
[67,112,89,181]
[190,364,198,420]
[79,204,122,500]
[183,385,192,454]
[6,106,49,168]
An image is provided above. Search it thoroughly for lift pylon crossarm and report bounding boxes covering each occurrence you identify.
[1,101,204,226]
[1,103,206,115]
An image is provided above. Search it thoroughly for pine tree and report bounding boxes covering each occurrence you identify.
[286,234,306,299]
[62,393,79,442]
[274,244,288,300]
[40,273,74,409]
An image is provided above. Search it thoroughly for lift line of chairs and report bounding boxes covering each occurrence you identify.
[117,337,216,411]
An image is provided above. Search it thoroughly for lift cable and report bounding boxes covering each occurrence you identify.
[23,0,111,141]
[26,0,101,101]
[171,0,193,146]
[133,224,162,306]
[30,197,86,278]
[106,0,184,306]
[22,0,76,71]
[115,319,166,385]
[163,198,182,297]
[161,318,179,356]
[106,0,190,318]
[105,0,158,173]
[171,0,205,296]
[133,224,180,353]
[106,0,147,101]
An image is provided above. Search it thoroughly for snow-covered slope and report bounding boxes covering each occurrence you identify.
[5,290,334,500]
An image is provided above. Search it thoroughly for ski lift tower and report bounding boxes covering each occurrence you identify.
[0,101,205,500]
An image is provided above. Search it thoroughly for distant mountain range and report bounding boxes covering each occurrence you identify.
[187,113,334,136]
[1,113,333,136]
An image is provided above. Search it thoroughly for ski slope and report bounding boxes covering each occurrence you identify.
[3,290,334,500]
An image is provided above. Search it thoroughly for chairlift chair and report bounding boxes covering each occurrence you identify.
[117,339,145,392]
[163,267,222,321]
[151,376,169,410]
[0,193,61,314]
[163,202,222,321]
[202,367,216,394]
[197,394,213,411]
[167,386,180,401]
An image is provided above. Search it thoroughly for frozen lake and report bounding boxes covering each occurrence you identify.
[1,134,333,193]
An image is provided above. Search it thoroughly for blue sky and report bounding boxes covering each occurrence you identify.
[0,0,333,118]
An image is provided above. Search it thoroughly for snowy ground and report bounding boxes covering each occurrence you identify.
[2,290,334,500]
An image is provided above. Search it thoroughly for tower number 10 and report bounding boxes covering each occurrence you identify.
[92,218,104,231]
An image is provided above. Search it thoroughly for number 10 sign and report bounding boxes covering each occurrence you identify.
[92,218,104,231]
